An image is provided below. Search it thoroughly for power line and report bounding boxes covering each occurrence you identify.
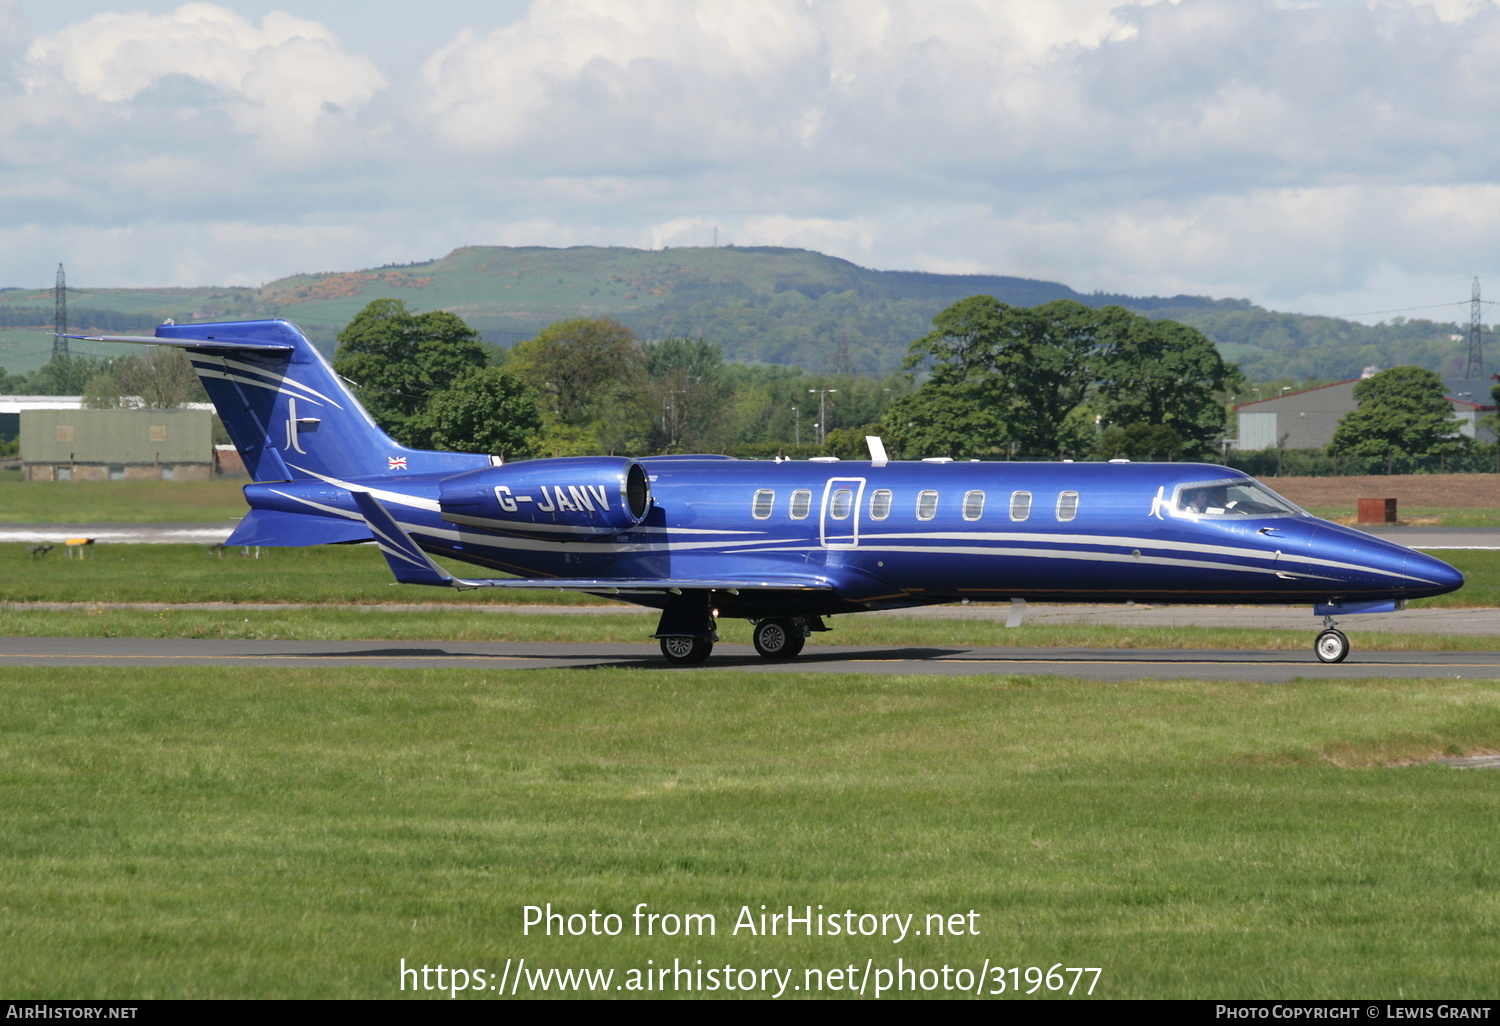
[1334,300,1470,318]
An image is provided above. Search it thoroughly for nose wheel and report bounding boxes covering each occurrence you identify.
[1315,624,1350,663]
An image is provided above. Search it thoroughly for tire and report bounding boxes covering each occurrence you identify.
[753,618,806,660]
[1315,629,1350,664]
[660,635,713,664]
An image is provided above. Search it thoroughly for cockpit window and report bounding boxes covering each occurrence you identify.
[1172,479,1306,519]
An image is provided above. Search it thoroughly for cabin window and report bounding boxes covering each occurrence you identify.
[829,487,854,520]
[1056,491,1079,522]
[869,489,893,520]
[752,489,775,519]
[962,490,985,521]
[789,489,812,519]
[916,490,938,521]
[1009,490,1032,521]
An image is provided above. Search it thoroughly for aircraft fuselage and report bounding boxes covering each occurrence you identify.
[243,457,1461,620]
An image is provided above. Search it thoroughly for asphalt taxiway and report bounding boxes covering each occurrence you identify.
[1,636,1497,682]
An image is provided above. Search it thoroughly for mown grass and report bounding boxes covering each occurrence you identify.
[0,543,610,605]
[0,475,248,523]
[1,543,1493,608]
[1,668,1498,999]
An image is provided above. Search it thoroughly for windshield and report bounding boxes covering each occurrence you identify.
[1171,478,1307,519]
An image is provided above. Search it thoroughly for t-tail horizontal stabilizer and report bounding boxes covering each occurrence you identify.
[61,319,493,484]
[349,490,836,595]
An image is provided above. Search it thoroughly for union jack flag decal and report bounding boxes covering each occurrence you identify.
[388,456,408,471]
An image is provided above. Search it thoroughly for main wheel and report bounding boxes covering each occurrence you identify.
[753,618,806,660]
[660,635,713,664]
[1315,629,1350,664]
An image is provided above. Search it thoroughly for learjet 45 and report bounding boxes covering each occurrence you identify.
[66,319,1464,664]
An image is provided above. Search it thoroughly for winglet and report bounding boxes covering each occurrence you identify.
[866,435,889,467]
[349,490,455,587]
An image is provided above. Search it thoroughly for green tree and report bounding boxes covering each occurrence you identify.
[83,347,202,409]
[333,299,488,447]
[1328,366,1464,473]
[884,385,1005,460]
[506,317,649,453]
[1093,313,1240,458]
[26,353,104,395]
[893,297,1018,457]
[821,424,883,460]
[419,368,544,460]
[642,337,731,452]
[1095,423,1184,461]
[1002,299,1111,456]
[506,318,644,426]
[890,296,1240,461]
[892,297,1096,458]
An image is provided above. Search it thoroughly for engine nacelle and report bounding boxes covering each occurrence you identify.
[438,456,651,541]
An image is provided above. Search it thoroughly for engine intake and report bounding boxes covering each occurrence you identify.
[438,457,651,541]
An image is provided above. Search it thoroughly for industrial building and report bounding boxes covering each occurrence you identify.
[20,408,213,481]
[1235,378,1495,450]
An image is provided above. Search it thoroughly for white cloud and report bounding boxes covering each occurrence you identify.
[7,0,1500,325]
[19,3,384,157]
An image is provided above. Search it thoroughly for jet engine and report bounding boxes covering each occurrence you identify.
[437,456,651,541]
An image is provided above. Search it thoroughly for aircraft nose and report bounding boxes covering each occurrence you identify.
[1405,549,1464,597]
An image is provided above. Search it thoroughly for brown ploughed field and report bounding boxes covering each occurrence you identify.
[1266,474,1500,512]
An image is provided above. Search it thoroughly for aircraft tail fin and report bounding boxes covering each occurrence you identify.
[63,320,491,483]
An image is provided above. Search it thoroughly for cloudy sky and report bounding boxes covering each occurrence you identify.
[4,0,1499,323]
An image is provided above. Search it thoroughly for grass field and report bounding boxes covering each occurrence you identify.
[2,668,1498,999]
[0,476,248,523]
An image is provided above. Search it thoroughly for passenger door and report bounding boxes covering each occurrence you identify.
[820,477,866,549]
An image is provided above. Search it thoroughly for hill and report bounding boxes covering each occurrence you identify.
[0,246,1480,379]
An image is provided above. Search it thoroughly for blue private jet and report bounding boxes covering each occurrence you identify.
[67,319,1464,664]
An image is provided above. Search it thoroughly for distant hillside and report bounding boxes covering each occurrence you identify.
[0,246,1480,379]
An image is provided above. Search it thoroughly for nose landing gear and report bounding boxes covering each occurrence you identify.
[1315,615,1350,663]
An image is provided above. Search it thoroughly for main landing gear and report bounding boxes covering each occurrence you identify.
[659,634,714,664]
[653,593,828,664]
[1315,615,1350,663]
[752,617,808,660]
[654,592,718,665]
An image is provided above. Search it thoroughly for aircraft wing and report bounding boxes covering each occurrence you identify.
[350,490,833,594]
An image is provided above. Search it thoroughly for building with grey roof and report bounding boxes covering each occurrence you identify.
[1235,378,1495,450]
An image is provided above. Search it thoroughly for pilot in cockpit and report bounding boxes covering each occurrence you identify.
[1182,486,1232,515]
